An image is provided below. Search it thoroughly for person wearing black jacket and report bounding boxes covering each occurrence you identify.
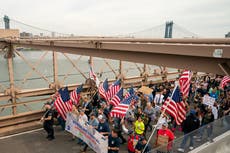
[108,129,121,153]
[200,107,215,142]
[135,137,151,153]
[178,110,200,152]
[113,117,126,144]
[41,103,55,141]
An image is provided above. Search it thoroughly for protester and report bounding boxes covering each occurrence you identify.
[144,102,155,131]
[78,109,88,124]
[154,90,164,106]
[177,110,200,152]
[50,74,230,152]
[156,122,174,153]
[134,137,151,153]
[126,106,136,126]
[127,130,140,153]
[71,104,79,140]
[113,117,126,144]
[108,129,120,153]
[134,116,145,136]
[81,113,99,153]
[196,107,214,142]
[82,96,92,117]
[97,115,110,136]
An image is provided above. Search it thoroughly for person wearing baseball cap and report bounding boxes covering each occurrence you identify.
[97,114,110,136]
[156,121,174,152]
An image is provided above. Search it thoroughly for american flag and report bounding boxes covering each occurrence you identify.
[124,87,134,98]
[220,76,230,89]
[179,70,192,97]
[108,79,121,100]
[109,88,124,107]
[99,78,109,101]
[161,86,186,125]
[70,84,83,105]
[110,94,133,118]
[89,63,100,87]
[54,87,73,120]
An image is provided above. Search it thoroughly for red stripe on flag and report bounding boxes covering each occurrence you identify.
[220,76,230,89]
[54,96,72,120]
[162,97,186,125]
[179,70,192,97]
[70,90,81,105]
[110,104,129,118]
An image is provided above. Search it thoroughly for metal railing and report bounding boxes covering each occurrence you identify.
[149,115,230,153]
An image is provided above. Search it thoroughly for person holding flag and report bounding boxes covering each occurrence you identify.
[99,78,109,101]
[54,87,73,121]
[142,85,186,153]
[155,122,174,153]
[89,60,100,88]
[108,79,121,101]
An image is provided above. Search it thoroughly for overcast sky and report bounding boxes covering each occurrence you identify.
[0,0,229,37]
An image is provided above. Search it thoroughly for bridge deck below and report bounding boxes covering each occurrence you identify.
[0,126,134,153]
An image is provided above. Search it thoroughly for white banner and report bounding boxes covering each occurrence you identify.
[203,95,215,107]
[65,112,108,153]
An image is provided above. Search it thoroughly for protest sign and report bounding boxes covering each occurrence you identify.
[203,95,215,107]
[65,112,108,153]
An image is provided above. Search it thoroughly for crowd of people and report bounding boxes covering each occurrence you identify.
[41,74,230,153]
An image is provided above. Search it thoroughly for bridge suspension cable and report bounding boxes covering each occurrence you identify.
[0,15,200,39]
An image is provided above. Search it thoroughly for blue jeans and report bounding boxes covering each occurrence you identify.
[180,132,194,148]
[57,116,65,130]
[199,124,213,139]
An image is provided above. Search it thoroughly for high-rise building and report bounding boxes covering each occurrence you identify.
[20,32,33,38]
[225,32,230,38]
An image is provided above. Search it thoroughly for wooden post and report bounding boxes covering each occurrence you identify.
[143,64,148,83]
[119,60,125,86]
[89,56,93,65]
[53,51,59,91]
[7,44,17,115]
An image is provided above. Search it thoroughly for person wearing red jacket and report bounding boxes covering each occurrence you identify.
[156,122,174,153]
[127,130,140,153]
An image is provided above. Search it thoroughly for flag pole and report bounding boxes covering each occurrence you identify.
[142,85,178,153]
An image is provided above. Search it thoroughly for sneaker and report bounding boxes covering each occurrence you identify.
[48,137,54,141]
[189,146,194,150]
[193,135,200,138]
[80,149,86,153]
[208,138,214,143]
[177,148,185,152]
[196,138,202,142]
